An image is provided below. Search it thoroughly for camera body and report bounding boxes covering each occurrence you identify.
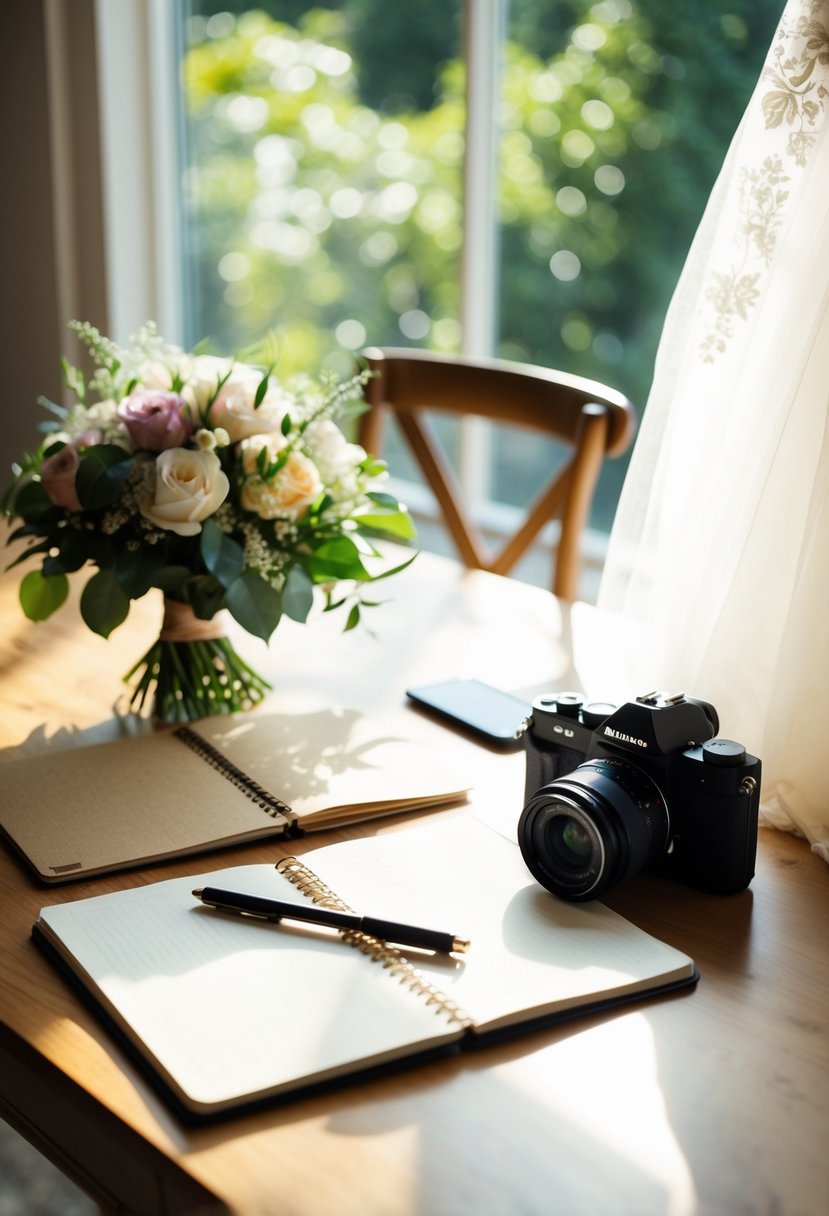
[518,690,761,901]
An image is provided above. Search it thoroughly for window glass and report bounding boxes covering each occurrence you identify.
[179,0,463,385]
[178,1,782,551]
[495,0,781,527]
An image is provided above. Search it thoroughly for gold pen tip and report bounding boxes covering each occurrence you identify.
[452,937,471,954]
[192,889,204,898]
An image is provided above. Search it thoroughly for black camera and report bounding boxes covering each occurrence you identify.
[517,690,761,901]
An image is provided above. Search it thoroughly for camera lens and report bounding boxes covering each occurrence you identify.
[517,758,669,901]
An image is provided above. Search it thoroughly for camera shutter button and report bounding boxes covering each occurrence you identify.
[581,701,617,729]
[702,738,747,766]
[553,693,583,717]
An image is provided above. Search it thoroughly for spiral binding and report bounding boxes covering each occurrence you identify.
[276,856,473,1030]
[174,726,295,827]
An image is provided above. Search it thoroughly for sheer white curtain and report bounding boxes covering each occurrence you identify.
[599,0,829,862]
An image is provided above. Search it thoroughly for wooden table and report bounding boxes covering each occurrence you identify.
[1,549,827,1216]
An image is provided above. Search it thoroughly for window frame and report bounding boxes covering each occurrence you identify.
[92,0,608,595]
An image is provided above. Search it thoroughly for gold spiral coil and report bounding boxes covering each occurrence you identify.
[174,727,294,825]
[276,856,473,1030]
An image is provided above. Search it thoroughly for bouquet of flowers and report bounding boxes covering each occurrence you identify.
[3,322,415,722]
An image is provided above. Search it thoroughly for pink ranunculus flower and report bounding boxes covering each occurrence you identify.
[40,445,82,511]
[117,390,193,452]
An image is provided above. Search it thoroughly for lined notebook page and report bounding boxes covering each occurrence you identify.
[37,863,465,1112]
[303,818,695,1032]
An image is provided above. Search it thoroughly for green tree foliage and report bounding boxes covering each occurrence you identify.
[181,1,781,525]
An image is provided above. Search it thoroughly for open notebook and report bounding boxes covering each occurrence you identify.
[0,707,468,883]
[33,817,697,1119]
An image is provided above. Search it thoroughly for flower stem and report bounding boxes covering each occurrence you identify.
[124,636,271,723]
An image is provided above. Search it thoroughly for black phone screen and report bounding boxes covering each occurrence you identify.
[405,679,532,749]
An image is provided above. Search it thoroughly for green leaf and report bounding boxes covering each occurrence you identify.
[344,603,361,632]
[5,539,53,570]
[225,571,282,641]
[75,445,132,510]
[254,367,273,408]
[80,568,130,637]
[189,577,226,620]
[366,490,403,509]
[201,518,245,587]
[357,457,386,479]
[11,479,58,524]
[282,563,314,623]
[301,536,369,582]
[43,528,89,575]
[353,509,417,540]
[362,551,419,584]
[152,565,193,595]
[114,546,166,598]
[19,569,69,620]
[281,413,292,436]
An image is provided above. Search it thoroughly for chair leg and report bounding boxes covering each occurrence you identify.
[554,403,608,600]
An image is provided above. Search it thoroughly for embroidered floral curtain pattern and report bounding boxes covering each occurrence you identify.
[599,0,829,862]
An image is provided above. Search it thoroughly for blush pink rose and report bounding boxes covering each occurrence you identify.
[118,390,193,451]
[40,445,82,511]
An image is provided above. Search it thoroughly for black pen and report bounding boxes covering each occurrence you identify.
[192,887,471,954]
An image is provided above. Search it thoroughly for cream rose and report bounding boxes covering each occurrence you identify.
[238,432,287,475]
[140,448,229,536]
[240,450,322,520]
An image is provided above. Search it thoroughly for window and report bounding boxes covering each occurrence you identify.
[98,1,782,591]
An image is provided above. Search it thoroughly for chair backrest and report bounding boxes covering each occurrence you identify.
[358,346,636,600]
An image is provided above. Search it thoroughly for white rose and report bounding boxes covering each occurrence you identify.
[202,365,291,442]
[134,359,181,391]
[302,419,366,482]
[240,451,322,520]
[140,448,229,536]
[180,355,235,414]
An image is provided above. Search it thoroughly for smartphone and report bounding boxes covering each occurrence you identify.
[406,678,532,750]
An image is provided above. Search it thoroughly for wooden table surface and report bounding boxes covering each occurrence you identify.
[1,547,827,1216]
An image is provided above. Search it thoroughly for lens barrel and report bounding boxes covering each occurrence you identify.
[517,757,669,901]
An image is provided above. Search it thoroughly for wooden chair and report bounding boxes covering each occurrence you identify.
[358,347,636,600]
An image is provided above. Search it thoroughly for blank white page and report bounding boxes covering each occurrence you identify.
[303,818,695,1032]
[37,862,466,1113]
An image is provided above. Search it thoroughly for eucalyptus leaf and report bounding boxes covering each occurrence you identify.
[19,569,69,620]
[225,570,282,641]
[80,568,130,638]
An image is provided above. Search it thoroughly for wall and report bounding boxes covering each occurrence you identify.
[1,0,107,476]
